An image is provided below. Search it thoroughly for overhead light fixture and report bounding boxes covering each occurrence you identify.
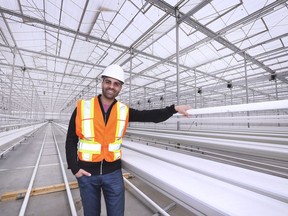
[227,81,233,89]
[269,73,276,81]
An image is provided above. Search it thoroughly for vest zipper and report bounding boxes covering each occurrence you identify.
[101,104,110,175]
[100,160,103,175]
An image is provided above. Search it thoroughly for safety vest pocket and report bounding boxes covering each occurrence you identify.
[108,143,121,152]
[78,140,101,162]
[113,150,121,160]
[106,149,122,161]
[78,141,101,153]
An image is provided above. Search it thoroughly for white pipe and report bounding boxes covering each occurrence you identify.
[167,118,288,124]
[18,127,48,216]
[175,99,288,115]
[52,126,77,216]
[126,130,288,161]
[171,114,288,120]
[123,177,170,216]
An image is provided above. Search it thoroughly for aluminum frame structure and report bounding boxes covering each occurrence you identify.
[0,0,287,120]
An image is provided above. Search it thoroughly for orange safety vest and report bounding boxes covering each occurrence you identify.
[75,97,129,162]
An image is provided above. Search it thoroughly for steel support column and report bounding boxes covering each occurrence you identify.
[8,47,16,115]
[129,49,133,107]
[176,9,180,131]
[244,53,250,128]
[194,70,197,109]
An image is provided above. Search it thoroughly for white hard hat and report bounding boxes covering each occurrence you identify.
[101,64,125,84]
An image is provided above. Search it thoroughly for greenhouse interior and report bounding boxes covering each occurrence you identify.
[0,0,288,216]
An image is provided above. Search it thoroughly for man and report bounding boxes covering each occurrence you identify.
[65,64,191,216]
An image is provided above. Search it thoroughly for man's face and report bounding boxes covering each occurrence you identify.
[101,77,122,100]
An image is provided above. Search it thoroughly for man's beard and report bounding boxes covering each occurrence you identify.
[102,87,119,99]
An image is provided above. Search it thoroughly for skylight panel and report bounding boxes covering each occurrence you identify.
[45,1,61,24]
[101,47,125,65]
[193,3,216,24]
[57,33,75,58]
[262,39,284,52]
[70,39,96,61]
[246,45,265,57]
[51,59,66,72]
[179,0,205,13]
[20,0,44,19]
[117,25,141,47]
[263,7,288,37]
[61,0,83,29]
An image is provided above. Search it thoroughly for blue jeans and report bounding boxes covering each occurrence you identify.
[77,169,125,216]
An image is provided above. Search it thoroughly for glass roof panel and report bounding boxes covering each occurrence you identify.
[0,0,287,115]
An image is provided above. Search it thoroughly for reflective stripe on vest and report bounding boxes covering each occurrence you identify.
[78,139,101,161]
[78,139,101,153]
[81,98,95,140]
[108,102,129,153]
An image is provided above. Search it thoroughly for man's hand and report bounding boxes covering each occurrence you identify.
[175,105,191,117]
[75,169,91,178]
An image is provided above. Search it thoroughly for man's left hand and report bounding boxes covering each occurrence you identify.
[175,105,191,117]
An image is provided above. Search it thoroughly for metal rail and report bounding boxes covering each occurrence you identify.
[18,127,48,216]
[124,177,170,216]
[18,123,77,216]
[51,125,77,216]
